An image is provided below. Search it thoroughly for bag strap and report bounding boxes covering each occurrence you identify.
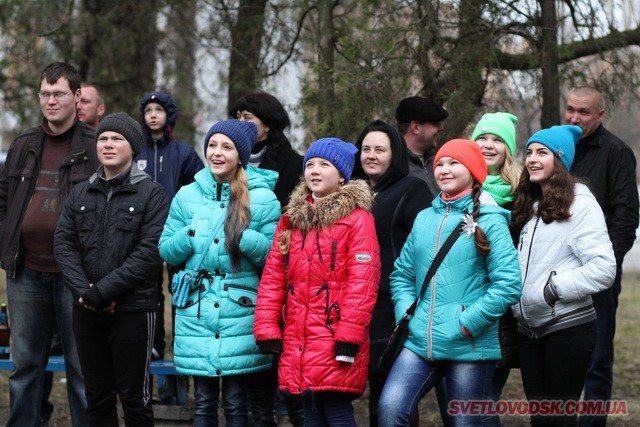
[404,219,464,318]
[193,219,225,271]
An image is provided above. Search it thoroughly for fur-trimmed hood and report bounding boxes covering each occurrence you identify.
[285,179,373,232]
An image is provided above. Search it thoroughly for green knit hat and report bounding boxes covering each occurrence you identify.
[471,112,518,155]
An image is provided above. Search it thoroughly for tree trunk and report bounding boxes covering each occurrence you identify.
[539,0,560,128]
[315,0,337,137]
[227,0,268,111]
[165,0,198,144]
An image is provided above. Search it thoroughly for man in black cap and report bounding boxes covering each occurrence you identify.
[395,96,449,195]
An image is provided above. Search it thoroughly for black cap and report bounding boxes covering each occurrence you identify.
[395,96,449,123]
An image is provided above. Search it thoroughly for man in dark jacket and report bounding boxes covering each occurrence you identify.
[54,112,169,426]
[395,96,449,196]
[565,86,639,427]
[0,62,97,427]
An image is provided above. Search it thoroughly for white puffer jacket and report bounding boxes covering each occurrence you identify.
[513,184,616,338]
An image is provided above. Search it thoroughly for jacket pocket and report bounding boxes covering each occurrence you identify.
[225,284,257,307]
[114,204,144,232]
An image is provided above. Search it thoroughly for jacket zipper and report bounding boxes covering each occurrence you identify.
[11,149,40,278]
[153,145,158,181]
[427,204,451,360]
[518,217,540,336]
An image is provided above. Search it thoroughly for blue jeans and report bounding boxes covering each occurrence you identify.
[193,375,248,427]
[6,267,88,427]
[379,348,495,427]
[303,391,357,427]
[580,266,621,427]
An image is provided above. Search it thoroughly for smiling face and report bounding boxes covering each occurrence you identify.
[144,102,168,138]
[475,134,507,175]
[434,156,474,197]
[360,131,393,186]
[97,131,134,179]
[525,142,556,191]
[39,77,80,134]
[206,133,241,183]
[304,157,342,198]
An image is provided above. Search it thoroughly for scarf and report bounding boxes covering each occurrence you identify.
[482,175,515,207]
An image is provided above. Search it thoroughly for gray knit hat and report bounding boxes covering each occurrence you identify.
[96,112,144,155]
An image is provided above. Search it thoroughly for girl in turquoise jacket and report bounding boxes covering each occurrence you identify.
[159,120,280,426]
[379,139,521,427]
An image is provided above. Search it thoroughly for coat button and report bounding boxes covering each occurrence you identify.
[220,203,225,208]
[214,303,219,308]
[216,369,221,375]
[80,206,85,211]
[214,238,219,244]
[215,333,220,339]
[129,207,134,212]
[298,346,302,351]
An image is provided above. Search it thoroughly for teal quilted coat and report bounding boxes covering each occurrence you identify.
[159,166,281,376]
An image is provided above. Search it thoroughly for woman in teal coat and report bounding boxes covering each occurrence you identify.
[159,120,280,426]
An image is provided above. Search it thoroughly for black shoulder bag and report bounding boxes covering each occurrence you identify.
[378,220,464,371]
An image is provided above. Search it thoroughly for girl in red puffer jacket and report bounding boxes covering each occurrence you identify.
[255,137,381,426]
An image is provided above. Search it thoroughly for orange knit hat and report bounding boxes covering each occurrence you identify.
[434,139,488,184]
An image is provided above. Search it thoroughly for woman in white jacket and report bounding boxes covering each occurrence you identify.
[510,125,616,427]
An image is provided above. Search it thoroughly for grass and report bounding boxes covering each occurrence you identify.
[0,272,639,425]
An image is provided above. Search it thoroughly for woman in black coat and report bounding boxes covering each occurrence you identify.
[353,120,433,427]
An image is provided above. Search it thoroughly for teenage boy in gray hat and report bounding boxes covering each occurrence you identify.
[395,96,449,196]
[54,112,169,426]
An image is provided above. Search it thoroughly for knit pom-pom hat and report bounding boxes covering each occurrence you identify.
[303,137,359,182]
[434,138,488,184]
[203,120,258,167]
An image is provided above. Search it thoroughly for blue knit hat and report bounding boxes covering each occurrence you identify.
[526,125,582,171]
[204,120,258,167]
[303,137,359,182]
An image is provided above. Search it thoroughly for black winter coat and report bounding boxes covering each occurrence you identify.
[54,164,169,312]
[570,124,639,265]
[254,132,303,209]
[353,120,433,371]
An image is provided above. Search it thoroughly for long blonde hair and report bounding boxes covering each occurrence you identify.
[224,166,251,270]
[498,149,522,194]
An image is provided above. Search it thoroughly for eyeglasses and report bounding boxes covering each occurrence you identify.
[37,91,72,100]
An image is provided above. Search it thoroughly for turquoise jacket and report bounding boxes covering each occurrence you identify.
[390,192,521,361]
[159,166,281,376]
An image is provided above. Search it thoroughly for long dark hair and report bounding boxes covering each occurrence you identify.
[511,156,578,236]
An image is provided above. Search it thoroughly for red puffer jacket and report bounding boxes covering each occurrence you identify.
[255,180,380,396]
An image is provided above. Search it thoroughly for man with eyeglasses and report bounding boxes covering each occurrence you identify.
[0,62,98,426]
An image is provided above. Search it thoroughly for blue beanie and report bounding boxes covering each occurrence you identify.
[303,137,359,182]
[204,120,258,167]
[526,125,582,171]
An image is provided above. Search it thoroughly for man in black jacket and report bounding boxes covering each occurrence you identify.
[54,112,168,426]
[565,86,639,427]
[0,62,97,427]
